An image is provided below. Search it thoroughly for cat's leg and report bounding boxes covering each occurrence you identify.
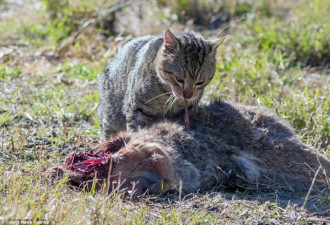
[98,97,127,141]
[126,109,156,131]
[98,71,129,140]
[125,100,157,131]
[98,107,126,140]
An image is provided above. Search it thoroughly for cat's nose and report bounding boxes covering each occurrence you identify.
[183,90,193,99]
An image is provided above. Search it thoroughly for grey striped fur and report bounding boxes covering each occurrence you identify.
[98,30,223,140]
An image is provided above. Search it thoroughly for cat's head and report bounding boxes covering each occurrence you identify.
[156,29,224,100]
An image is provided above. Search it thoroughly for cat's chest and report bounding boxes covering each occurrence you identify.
[135,75,188,117]
[146,93,186,117]
[166,100,186,117]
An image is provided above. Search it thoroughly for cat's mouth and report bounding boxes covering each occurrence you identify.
[172,90,191,129]
[162,79,199,101]
[172,92,199,101]
[167,86,191,129]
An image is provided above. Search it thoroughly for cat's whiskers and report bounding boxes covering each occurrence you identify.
[145,92,172,104]
[164,94,175,110]
[164,96,177,116]
[189,98,196,105]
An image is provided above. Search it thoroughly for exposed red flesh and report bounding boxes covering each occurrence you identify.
[184,99,190,129]
[65,151,112,175]
[50,137,132,192]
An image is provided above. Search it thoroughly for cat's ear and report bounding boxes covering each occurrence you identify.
[164,29,179,52]
[209,37,225,54]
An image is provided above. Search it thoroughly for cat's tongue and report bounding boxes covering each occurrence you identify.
[184,100,190,129]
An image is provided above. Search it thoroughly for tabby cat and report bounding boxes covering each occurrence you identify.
[98,29,223,140]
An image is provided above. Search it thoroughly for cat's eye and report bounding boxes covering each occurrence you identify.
[196,81,206,86]
[175,76,184,84]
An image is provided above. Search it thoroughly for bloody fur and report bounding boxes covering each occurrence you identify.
[184,100,190,129]
[52,101,330,196]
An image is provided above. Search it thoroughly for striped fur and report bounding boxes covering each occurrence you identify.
[98,30,223,140]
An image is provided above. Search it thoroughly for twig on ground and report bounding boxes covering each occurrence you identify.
[316,144,330,185]
[302,166,321,209]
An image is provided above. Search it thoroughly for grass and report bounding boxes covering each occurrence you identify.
[0,0,329,223]
[0,64,21,79]
[1,162,327,224]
